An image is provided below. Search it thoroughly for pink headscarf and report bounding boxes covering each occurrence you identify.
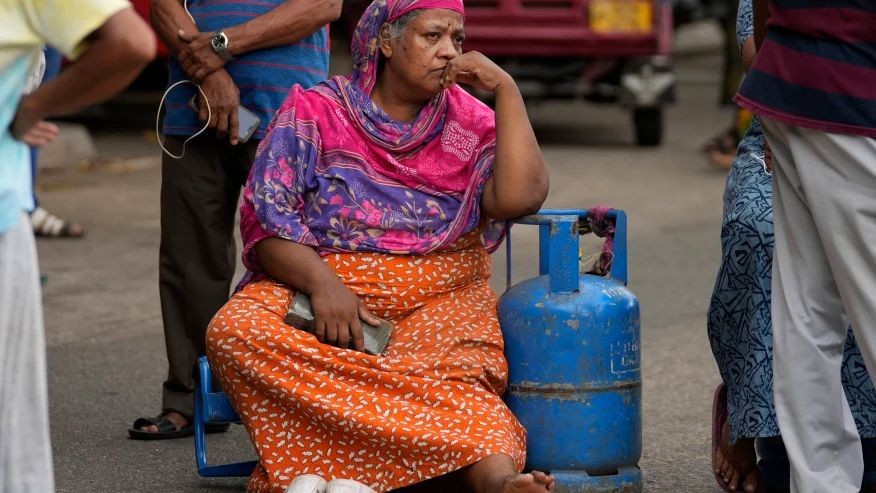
[389,0,464,22]
[352,0,465,94]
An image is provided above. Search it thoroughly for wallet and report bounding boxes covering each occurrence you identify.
[284,293,392,356]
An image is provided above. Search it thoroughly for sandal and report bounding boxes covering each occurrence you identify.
[31,206,84,238]
[127,411,229,440]
[712,383,764,493]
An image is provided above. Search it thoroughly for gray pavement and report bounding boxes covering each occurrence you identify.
[37,22,731,492]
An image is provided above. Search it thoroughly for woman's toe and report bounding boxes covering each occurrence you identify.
[715,452,725,474]
[720,460,731,480]
[728,470,740,490]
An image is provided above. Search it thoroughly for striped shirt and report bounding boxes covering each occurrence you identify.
[735,0,876,138]
[161,0,329,141]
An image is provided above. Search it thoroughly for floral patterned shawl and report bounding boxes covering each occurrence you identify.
[239,0,504,280]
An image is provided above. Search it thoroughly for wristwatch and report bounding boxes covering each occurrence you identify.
[210,30,233,62]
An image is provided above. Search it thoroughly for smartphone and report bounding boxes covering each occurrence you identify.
[189,95,261,143]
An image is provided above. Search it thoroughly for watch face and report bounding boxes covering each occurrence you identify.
[211,32,226,50]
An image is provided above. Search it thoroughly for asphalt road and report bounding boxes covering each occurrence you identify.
[35,22,731,493]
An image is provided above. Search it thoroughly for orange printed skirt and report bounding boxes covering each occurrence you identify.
[206,238,526,493]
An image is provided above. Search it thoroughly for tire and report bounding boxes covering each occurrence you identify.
[633,107,663,147]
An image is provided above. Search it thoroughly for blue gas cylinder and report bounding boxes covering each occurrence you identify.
[498,209,642,492]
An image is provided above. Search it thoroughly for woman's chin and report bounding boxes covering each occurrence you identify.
[421,76,446,96]
[426,82,446,96]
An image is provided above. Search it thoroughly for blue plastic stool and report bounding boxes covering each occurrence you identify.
[194,356,257,477]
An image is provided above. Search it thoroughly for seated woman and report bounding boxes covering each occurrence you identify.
[206,1,552,492]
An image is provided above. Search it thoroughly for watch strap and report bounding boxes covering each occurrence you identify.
[211,31,233,62]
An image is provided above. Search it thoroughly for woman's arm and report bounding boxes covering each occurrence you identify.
[242,85,380,352]
[440,52,549,220]
[256,238,381,352]
[483,77,550,219]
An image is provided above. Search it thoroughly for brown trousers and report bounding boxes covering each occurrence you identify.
[159,135,257,416]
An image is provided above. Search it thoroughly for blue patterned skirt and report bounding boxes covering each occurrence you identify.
[707,118,876,441]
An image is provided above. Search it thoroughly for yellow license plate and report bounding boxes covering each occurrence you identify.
[589,0,652,34]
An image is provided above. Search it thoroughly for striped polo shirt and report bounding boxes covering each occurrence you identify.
[735,0,876,138]
[161,0,329,141]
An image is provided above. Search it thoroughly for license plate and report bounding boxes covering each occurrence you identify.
[589,0,652,34]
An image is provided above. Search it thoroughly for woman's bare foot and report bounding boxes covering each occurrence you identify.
[500,471,554,493]
[715,420,758,492]
[464,454,554,493]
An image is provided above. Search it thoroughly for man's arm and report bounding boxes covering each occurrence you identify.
[224,0,341,55]
[175,0,342,82]
[753,0,769,50]
[13,8,155,138]
[150,0,200,57]
[151,0,243,142]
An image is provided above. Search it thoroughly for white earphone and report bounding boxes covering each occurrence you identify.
[155,0,212,159]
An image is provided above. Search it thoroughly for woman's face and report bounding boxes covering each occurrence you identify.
[380,9,465,100]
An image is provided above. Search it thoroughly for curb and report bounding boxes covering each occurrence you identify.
[39,122,98,170]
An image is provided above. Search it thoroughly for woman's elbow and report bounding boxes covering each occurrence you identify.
[522,170,550,213]
[518,179,548,216]
[487,178,549,219]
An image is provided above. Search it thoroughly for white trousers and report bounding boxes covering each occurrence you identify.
[0,214,53,492]
[764,119,876,493]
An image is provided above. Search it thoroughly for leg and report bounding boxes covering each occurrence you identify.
[0,215,54,492]
[28,48,84,238]
[715,420,758,492]
[29,146,38,211]
[708,133,774,492]
[794,126,876,489]
[842,328,876,440]
[27,47,61,211]
[154,137,241,425]
[463,454,553,493]
[763,119,863,493]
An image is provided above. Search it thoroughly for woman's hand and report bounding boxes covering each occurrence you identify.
[256,238,383,353]
[440,51,513,93]
[309,277,383,352]
[256,238,384,353]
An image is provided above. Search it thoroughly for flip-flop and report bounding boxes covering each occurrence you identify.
[712,383,764,493]
[127,415,229,440]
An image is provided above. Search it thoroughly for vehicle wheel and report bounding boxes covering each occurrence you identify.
[633,107,663,146]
